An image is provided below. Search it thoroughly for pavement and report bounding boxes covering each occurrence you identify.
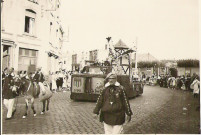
[2,86,200,134]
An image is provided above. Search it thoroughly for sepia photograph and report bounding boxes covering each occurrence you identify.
[1,0,200,134]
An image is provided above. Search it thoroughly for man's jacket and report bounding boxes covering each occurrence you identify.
[3,74,16,99]
[93,82,133,125]
[33,72,45,83]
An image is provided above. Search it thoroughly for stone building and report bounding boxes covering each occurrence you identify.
[1,0,64,75]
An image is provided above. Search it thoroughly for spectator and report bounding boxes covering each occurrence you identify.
[52,72,57,93]
[191,76,200,98]
[67,71,72,91]
[62,71,67,92]
[2,67,17,120]
[24,71,28,77]
[190,73,197,84]
[181,76,186,90]
[163,76,167,88]
[19,71,24,78]
[176,76,182,90]
[185,75,191,91]
[48,71,52,91]
[56,71,63,91]
[2,68,8,88]
[33,67,46,94]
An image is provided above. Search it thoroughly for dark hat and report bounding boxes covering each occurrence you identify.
[37,67,42,70]
[106,72,117,80]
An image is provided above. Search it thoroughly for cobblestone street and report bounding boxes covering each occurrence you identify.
[2,85,200,134]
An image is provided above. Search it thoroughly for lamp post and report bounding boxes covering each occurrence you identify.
[154,63,156,75]
[1,0,4,12]
[134,46,138,75]
[133,37,138,76]
[1,0,4,31]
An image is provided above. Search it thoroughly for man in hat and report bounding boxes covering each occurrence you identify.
[33,67,46,94]
[2,67,17,120]
[93,72,133,134]
[2,67,8,88]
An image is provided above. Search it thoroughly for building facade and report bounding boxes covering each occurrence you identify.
[1,0,64,75]
[177,67,200,76]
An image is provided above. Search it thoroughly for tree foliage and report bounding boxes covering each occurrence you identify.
[177,59,199,67]
[169,68,178,77]
[132,61,165,68]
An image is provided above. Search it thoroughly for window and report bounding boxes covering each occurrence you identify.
[25,49,29,56]
[24,9,36,35]
[89,50,98,61]
[3,46,9,55]
[19,49,23,56]
[18,48,38,73]
[19,48,38,57]
[72,55,77,64]
[25,16,35,33]
[31,50,36,56]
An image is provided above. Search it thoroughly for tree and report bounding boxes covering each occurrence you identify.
[132,61,162,68]
[177,59,199,67]
[169,68,178,77]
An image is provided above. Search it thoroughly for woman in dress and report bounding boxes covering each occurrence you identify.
[52,72,57,93]
[58,71,63,91]
[62,71,67,92]
[191,76,200,98]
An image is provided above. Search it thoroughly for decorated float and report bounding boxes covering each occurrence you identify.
[70,38,143,101]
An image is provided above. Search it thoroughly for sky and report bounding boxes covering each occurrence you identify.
[60,0,199,60]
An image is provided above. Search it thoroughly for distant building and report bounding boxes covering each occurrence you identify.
[60,50,72,71]
[177,67,199,76]
[71,42,109,72]
[176,59,200,76]
[135,53,160,77]
[137,53,158,62]
[1,0,64,75]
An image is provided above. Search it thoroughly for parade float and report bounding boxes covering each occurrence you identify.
[70,38,143,101]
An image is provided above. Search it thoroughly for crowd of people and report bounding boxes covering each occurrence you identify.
[2,67,74,120]
[48,70,72,93]
[2,68,73,93]
[141,73,200,99]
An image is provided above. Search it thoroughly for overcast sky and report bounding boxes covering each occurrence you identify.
[60,0,199,60]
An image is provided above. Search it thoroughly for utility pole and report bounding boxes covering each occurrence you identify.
[1,0,4,31]
[134,37,138,75]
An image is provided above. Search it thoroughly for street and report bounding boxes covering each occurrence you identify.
[2,85,200,134]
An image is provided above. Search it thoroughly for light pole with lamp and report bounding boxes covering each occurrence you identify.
[133,37,138,76]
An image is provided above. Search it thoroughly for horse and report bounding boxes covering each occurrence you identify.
[12,76,52,118]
